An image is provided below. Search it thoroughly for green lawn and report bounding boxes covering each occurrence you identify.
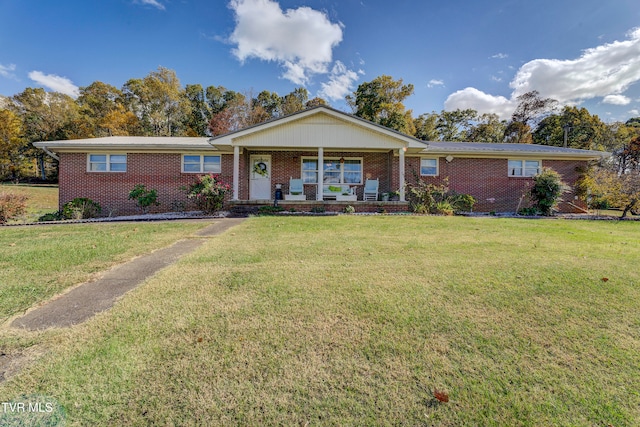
[0,183,59,222]
[0,221,209,324]
[1,216,639,426]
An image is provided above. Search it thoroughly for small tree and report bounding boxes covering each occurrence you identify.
[185,174,231,214]
[128,184,160,213]
[581,167,640,218]
[530,168,568,216]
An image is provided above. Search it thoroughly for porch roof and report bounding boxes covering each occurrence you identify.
[209,106,428,153]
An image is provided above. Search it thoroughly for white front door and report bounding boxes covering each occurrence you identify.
[250,155,272,200]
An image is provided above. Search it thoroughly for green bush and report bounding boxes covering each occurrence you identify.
[407,179,475,215]
[62,198,102,220]
[343,205,355,214]
[38,211,65,222]
[0,192,28,223]
[530,168,568,216]
[128,184,160,213]
[185,174,231,214]
[257,206,284,215]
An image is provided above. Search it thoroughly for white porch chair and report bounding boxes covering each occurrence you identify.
[284,178,306,200]
[363,178,379,201]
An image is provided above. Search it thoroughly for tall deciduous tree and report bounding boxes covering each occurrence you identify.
[183,84,212,136]
[413,113,439,141]
[281,87,309,116]
[122,67,190,136]
[467,113,507,143]
[436,109,477,141]
[533,106,608,150]
[505,90,557,143]
[347,75,415,135]
[0,109,28,180]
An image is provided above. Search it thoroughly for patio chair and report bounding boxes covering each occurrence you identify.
[363,178,379,201]
[284,178,306,200]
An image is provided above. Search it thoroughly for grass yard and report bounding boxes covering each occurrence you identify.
[0,183,59,222]
[0,221,209,325]
[1,216,639,426]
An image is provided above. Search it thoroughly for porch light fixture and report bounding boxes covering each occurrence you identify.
[340,157,345,164]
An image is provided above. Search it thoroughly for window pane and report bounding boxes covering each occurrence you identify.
[344,172,361,184]
[323,161,339,172]
[183,155,200,164]
[302,159,317,170]
[508,160,523,176]
[302,171,317,184]
[109,162,127,172]
[323,172,340,183]
[90,154,107,163]
[524,160,540,176]
[183,163,201,173]
[421,158,437,175]
[110,155,126,163]
[90,162,107,172]
[203,156,221,172]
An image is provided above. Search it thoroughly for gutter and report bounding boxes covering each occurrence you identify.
[36,144,60,161]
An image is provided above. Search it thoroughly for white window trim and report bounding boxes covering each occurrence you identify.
[181,154,222,174]
[420,157,439,176]
[87,153,127,173]
[301,156,363,185]
[508,159,541,177]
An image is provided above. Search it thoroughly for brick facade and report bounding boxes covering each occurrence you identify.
[59,152,234,216]
[59,150,588,216]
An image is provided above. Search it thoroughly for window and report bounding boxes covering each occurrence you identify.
[508,159,540,177]
[88,154,127,172]
[302,157,362,184]
[420,158,438,176]
[182,155,221,173]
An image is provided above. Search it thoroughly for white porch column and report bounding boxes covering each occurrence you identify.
[316,147,324,201]
[232,145,240,200]
[399,147,406,202]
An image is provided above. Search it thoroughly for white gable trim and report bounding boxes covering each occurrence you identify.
[210,106,422,150]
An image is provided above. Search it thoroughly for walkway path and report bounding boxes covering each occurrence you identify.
[10,218,245,331]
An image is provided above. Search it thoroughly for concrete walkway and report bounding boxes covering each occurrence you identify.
[10,218,245,331]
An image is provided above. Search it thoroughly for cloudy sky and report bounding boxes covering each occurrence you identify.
[1,0,639,121]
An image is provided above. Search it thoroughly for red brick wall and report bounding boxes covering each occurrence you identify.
[60,151,587,215]
[59,153,233,216]
[402,157,587,213]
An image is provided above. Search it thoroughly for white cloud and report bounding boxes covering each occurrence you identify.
[629,109,639,116]
[427,79,444,88]
[135,0,165,10]
[445,27,640,119]
[491,53,508,59]
[602,94,631,105]
[228,0,343,85]
[318,61,359,101]
[491,75,503,82]
[0,63,17,80]
[510,27,640,102]
[28,71,79,98]
[444,87,516,119]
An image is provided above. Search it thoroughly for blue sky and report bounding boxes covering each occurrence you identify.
[1,0,639,122]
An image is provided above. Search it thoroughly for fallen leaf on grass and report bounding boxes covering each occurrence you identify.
[433,389,449,403]
[601,277,609,282]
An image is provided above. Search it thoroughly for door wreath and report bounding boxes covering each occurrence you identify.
[253,161,269,177]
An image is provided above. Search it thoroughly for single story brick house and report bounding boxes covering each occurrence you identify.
[34,106,605,215]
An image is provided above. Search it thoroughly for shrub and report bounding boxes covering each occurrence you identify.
[62,198,102,220]
[0,192,28,223]
[185,174,231,214]
[407,178,475,215]
[257,206,284,215]
[38,211,64,222]
[128,184,160,213]
[344,205,355,214]
[530,168,568,216]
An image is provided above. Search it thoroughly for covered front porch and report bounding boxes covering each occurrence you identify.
[207,106,430,204]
